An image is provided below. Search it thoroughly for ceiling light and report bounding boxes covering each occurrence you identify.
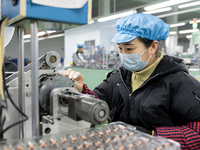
[170,22,186,28]
[189,20,200,24]
[179,29,199,34]
[97,10,135,22]
[186,35,192,39]
[46,30,56,34]
[178,1,200,9]
[143,7,172,14]
[23,31,56,39]
[37,31,46,36]
[144,0,191,11]
[23,34,31,39]
[170,31,177,35]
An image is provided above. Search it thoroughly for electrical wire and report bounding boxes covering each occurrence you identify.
[0,64,7,139]
[0,17,9,140]
[0,66,29,137]
[0,17,9,100]
[0,17,28,137]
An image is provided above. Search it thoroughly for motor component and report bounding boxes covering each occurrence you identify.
[39,51,61,69]
[39,74,74,114]
[58,88,109,125]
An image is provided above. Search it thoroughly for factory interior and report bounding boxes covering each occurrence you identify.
[1,0,200,149]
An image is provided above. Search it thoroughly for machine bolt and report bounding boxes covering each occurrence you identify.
[26,91,32,97]
[44,127,51,134]
[50,55,57,63]
[99,110,105,118]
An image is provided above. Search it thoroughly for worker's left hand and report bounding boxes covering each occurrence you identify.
[63,68,84,93]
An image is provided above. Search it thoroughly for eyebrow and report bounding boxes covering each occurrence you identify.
[117,43,135,45]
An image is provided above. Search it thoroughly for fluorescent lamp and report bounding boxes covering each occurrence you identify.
[143,7,172,14]
[46,30,56,34]
[170,31,177,35]
[189,20,200,24]
[144,0,191,11]
[186,35,192,39]
[170,22,186,28]
[37,31,46,36]
[178,1,200,9]
[179,29,199,34]
[23,34,31,39]
[23,31,56,39]
[97,10,135,22]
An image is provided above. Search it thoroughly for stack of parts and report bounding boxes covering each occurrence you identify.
[0,122,180,150]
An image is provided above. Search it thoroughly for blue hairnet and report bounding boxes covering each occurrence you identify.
[77,44,85,48]
[96,44,104,48]
[112,13,170,43]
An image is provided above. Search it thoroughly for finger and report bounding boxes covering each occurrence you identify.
[73,80,79,88]
[63,68,72,77]
[73,72,81,80]
[68,70,76,79]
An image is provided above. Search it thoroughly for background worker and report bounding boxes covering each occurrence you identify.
[63,13,200,149]
[72,44,86,67]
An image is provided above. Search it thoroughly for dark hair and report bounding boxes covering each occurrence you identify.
[137,37,153,48]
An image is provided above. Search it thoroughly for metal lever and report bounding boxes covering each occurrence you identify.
[42,116,54,125]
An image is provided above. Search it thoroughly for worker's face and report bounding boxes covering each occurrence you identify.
[78,47,84,53]
[117,38,154,63]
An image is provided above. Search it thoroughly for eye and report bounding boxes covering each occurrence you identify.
[118,47,122,51]
[127,48,134,51]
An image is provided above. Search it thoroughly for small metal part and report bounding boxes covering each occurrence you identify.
[27,142,35,150]
[50,139,57,146]
[39,140,47,148]
[16,146,23,150]
[45,51,60,69]
[44,127,51,134]
[60,138,67,144]
[42,115,54,125]
[50,55,57,63]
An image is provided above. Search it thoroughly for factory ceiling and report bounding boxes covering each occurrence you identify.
[92,0,200,40]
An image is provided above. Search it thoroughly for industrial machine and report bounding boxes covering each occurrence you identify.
[0,1,181,149]
[0,0,93,140]
[3,51,109,140]
[0,51,181,150]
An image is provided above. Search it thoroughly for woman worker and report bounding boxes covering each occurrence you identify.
[63,13,200,149]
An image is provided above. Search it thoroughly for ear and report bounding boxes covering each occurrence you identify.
[149,40,158,55]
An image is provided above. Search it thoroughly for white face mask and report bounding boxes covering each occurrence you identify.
[119,48,152,72]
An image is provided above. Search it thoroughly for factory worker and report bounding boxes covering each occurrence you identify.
[72,44,86,67]
[63,13,200,149]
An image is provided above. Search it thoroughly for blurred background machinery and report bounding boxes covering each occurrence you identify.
[72,45,120,69]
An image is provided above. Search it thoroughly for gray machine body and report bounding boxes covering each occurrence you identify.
[4,51,109,139]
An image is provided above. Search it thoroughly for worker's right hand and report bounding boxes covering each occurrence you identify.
[63,68,84,93]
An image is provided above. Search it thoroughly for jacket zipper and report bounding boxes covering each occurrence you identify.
[119,70,160,98]
[119,71,132,96]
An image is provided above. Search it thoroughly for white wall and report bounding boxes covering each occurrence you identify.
[5,31,64,61]
[5,18,118,67]
[64,19,117,66]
